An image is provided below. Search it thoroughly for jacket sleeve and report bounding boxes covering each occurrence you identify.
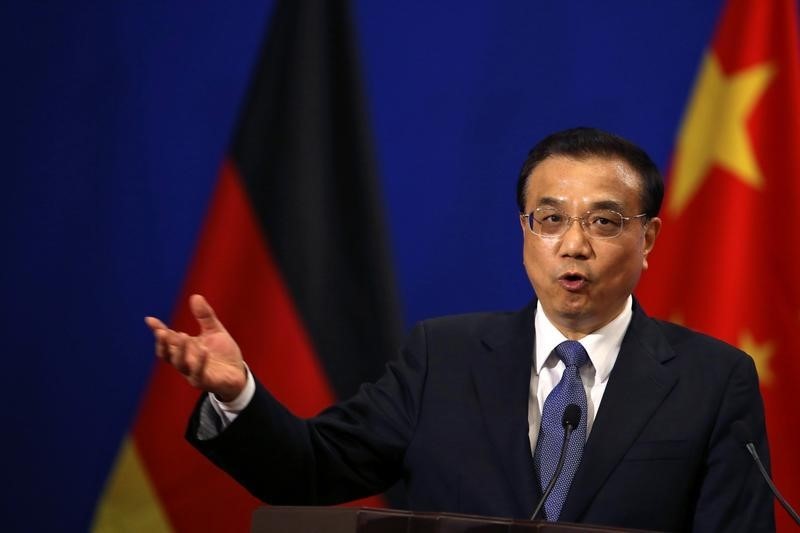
[186,321,429,505]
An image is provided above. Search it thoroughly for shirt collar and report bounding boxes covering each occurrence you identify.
[533,295,633,384]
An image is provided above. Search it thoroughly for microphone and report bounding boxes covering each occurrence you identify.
[531,404,582,520]
[732,421,800,526]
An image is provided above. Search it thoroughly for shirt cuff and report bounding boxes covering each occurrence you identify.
[208,363,255,427]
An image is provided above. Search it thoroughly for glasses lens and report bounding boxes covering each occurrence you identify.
[532,207,566,236]
[585,210,624,238]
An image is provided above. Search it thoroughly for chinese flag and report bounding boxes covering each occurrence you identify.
[91,1,400,531]
[636,0,800,530]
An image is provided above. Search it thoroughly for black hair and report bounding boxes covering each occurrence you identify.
[516,127,664,218]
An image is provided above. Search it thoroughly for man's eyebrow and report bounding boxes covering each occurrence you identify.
[536,197,564,208]
[534,197,628,212]
[589,199,627,212]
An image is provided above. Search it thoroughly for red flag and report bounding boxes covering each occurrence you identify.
[637,0,800,529]
[93,1,400,530]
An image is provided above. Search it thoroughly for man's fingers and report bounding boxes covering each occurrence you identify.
[146,317,173,360]
[154,330,168,360]
[153,327,187,366]
[173,335,209,380]
[189,294,223,334]
[187,342,210,388]
[170,333,194,375]
[146,300,230,392]
[144,316,168,332]
[153,327,179,361]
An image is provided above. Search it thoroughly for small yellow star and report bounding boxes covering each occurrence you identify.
[668,53,775,216]
[668,311,685,326]
[738,330,775,387]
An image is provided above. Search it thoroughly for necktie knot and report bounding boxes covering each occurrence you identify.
[554,340,588,368]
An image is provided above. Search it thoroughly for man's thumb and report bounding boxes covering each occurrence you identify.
[189,294,222,333]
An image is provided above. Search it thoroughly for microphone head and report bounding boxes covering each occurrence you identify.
[732,420,754,446]
[563,404,582,429]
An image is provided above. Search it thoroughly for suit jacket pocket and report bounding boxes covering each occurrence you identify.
[623,439,690,461]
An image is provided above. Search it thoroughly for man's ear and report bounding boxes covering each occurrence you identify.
[642,217,662,270]
[519,215,529,236]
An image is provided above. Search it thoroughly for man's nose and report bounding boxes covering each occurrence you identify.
[559,218,592,257]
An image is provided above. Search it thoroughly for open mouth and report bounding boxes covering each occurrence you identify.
[558,272,588,291]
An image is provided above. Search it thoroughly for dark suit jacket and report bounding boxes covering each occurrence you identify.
[188,300,775,532]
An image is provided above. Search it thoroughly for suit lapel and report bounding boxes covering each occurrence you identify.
[559,302,679,523]
[472,303,540,517]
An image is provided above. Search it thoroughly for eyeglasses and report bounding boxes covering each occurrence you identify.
[520,207,648,239]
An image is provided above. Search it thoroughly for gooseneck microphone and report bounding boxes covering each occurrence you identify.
[531,404,582,521]
[732,421,800,526]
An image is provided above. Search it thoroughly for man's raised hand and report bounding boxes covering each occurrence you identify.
[145,294,247,402]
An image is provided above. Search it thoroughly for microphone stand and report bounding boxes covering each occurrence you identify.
[743,441,800,526]
[531,403,581,521]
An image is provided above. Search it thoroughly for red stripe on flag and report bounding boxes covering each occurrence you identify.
[133,161,383,532]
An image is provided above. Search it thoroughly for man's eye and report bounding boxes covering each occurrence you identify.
[590,216,620,226]
[543,214,563,223]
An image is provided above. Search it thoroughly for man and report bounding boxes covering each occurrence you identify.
[146,127,774,531]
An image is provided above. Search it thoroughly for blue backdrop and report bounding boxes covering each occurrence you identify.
[3,1,729,531]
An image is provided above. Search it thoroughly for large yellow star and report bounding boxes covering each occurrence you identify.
[668,53,775,216]
[738,330,775,387]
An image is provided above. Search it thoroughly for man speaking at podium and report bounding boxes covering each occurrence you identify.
[146,128,774,531]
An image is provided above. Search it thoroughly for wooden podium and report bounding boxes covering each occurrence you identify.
[252,506,651,532]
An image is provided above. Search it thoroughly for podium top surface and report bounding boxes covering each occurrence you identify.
[252,506,657,533]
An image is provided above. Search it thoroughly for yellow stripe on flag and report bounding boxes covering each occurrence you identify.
[91,435,173,533]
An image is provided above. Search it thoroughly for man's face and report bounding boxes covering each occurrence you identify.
[521,155,661,338]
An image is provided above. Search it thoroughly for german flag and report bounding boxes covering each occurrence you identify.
[92,1,401,530]
[637,0,800,530]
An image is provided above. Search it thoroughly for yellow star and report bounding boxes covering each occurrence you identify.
[738,330,775,387]
[668,311,685,326]
[668,53,775,216]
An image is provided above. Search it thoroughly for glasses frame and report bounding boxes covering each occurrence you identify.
[520,208,649,240]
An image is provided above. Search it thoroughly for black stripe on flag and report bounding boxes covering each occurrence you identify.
[230,0,403,400]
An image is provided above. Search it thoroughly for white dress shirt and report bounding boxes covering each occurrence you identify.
[209,363,255,426]
[527,296,632,452]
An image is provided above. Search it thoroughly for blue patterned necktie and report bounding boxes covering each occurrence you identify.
[533,340,589,521]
